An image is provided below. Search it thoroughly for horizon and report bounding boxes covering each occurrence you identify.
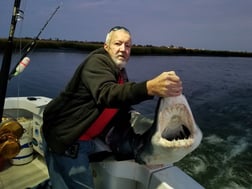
[1,37,252,54]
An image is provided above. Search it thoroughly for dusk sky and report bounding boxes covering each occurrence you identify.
[1,0,252,52]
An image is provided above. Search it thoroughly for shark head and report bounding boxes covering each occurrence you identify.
[140,94,202,164]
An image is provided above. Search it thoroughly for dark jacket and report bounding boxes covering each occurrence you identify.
[42,47,152,154]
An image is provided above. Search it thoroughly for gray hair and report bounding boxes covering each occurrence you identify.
[105,26,131,44]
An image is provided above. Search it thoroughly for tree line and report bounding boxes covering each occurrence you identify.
[1,38,252,57]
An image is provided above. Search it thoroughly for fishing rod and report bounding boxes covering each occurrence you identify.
[0,0,22,122]
[9,4,61,80]
[0,1,61,121]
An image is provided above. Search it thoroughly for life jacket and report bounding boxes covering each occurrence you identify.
[79,70,125,140]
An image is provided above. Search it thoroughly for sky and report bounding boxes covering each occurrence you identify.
[1,0,252,52]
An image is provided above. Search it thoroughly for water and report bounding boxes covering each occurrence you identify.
[1,51,252,189]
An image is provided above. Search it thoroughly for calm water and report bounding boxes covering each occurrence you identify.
[1,51,252,189]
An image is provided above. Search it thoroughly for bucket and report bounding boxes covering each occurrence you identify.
[11,118,33,165]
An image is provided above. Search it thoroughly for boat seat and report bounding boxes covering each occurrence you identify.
[89,138,133,162]
[89,151,114,162]
[88,138,112,162]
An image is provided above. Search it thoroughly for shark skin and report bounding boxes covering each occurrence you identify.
[140,94,203,165]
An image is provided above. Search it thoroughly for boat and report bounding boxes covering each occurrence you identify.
[1,96,204,189]
[0,1,205,188]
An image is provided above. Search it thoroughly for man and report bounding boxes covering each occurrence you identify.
[42,26,183,189]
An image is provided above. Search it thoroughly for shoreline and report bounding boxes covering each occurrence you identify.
[1,38,252,57]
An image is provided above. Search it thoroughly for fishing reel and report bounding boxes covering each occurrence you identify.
[0,119,24,159]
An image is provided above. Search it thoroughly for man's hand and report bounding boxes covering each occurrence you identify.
[146,71,183,97]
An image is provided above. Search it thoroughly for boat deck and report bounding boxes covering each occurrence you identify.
[0,154,49,189]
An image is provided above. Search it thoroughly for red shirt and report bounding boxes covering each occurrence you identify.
[79,70,124,140]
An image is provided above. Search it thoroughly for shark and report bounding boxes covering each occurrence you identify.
[139,94,203,164]
[103,94,203,165]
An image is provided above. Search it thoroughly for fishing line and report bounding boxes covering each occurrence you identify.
[8,3,61,80]
[15,0,27,55]
[15,0,27,105]
[13,1,61,119]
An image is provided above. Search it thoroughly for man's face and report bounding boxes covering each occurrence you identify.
[104,29,132,69]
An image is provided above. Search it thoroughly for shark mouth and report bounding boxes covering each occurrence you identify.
[158,101,194,147]
[140,95,202,164]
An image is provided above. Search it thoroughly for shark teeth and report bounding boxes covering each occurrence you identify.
[155,136,194,148]
[158,103,194,148]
